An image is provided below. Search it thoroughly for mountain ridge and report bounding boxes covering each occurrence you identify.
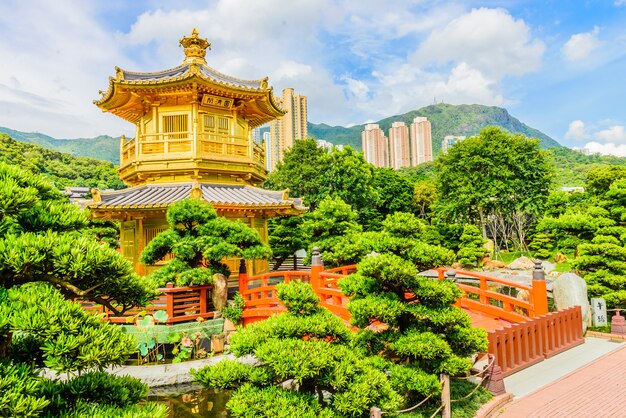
[0,127,120,164]
[308,103,560,154]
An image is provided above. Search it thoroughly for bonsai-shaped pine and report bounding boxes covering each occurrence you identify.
[141,198,272,288]
[456,225,487,268]
[0,162,164,417]
[338,253,488,407]
[192,281,419,417]
[528,232,554,260]
[571,228,626,307]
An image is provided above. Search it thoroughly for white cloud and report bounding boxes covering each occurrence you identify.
[567,119,626,156]
[596,125,626,143]
[582,141,626,157]
[564,120,590,141]
[0,1,548,136]
[413,7,545,80]
[562,26,601,62]
[615,0,626,6]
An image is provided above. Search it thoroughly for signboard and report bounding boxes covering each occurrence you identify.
[202,94,233,109]
[591,298,607,326]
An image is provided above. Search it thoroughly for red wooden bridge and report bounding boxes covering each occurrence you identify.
[238,254,584,377]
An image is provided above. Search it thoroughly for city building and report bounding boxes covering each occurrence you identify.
[389,121,411,169]
[89,29,304,278]
[251,127,261,143]
[268,88,308,171]
[441,135,466,154]
[262,131,272,171]
[361,123,388,168]
[410,116,433,164]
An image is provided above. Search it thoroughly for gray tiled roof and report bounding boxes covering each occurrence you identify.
[90,183,304,210]
[121,64,263,90]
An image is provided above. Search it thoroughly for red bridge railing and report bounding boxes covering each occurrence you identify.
[435,267,549,323]
[239,251,584,377]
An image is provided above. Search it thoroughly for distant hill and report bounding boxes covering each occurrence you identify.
[0,133,124,190]
[0,127,119,164]
[308,103,561,155]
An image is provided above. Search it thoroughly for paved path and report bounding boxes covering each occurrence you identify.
[494,339,626,417]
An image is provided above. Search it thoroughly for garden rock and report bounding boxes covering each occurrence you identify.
[483,259,506,269]
[552,272,590,333]
[212,273,228,310]
[554,252,568,263]
[508,256,535,270]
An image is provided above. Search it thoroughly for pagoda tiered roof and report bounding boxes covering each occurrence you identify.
[94,29,284,127]
[88,183,304,213]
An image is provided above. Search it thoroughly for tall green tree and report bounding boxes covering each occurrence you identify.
[0,162,164,417]
[265,139,381,227]
[436,127,553,249]
[268,215,308,270]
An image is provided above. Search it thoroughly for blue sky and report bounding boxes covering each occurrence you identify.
[0,0,624,154]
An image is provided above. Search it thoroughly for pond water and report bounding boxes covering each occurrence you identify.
[149,384,231,417]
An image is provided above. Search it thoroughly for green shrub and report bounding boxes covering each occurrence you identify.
[221,292,245,323]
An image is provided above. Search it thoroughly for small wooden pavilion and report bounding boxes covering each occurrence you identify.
[88,29,303,278]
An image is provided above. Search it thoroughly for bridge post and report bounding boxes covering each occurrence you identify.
[310,247,323,292]
[238,259,248,295]
[532,260,549,316]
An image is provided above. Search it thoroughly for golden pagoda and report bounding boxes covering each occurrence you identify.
[89,29,303,277]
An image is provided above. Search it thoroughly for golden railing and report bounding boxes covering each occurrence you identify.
[119,131,266,169]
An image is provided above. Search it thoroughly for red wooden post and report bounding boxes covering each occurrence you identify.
[165,282,175,321]
[531,260,549,316]
[310,247,323,293]
[199,286,207,315]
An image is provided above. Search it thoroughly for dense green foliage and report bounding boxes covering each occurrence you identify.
[531,166,626,307]
[194,281,408,417]
[265,139,382,226]
[549,147,626,187]
[0,133,124,190]
[340,254,487,373]
[303,200,454,269]
[0,127,120,165]
[436,127,553,252]
[308,103,560,154]
[0,162,163,417]
[141,199,271,287]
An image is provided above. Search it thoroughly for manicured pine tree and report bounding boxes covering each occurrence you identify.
[193,280,411,417]
[457,225,487,267]
[0,162,165,417]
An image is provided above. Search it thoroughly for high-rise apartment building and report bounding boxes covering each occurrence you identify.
[410,117,433,164]
[441,135,466,154]
[389,121,410,169]
[269,88,307,171]
[361,123,388,168]
[263,131,272,171]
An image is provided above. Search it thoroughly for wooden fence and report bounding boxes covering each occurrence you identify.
[81,283,215,324]
[488,305,584,377]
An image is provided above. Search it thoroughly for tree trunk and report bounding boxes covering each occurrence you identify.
[478,207,487,239]
[0,332,12,360]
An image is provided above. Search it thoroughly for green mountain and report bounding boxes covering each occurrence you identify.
[0,133,124,190]
[308,103,561,155]
[0,127,120,164]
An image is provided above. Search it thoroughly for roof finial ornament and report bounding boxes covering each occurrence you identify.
[179,28,211,65]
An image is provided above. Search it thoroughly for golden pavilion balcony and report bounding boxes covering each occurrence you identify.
[119,132,267,185]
